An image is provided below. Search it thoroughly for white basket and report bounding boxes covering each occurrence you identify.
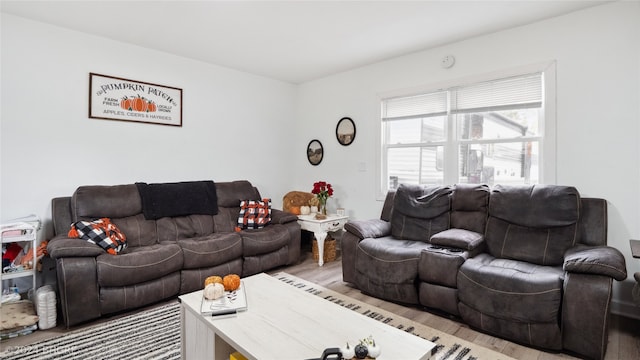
[33,285,57,330]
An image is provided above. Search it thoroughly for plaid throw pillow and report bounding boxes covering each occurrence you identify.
[68,218,127,255]
[235,198,271,231]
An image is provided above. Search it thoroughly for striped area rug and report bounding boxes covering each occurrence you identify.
[0,303,181,360]
[272,272,516,360]
[0,272,514,360]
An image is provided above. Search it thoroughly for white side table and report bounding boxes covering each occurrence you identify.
[297,214,349,266]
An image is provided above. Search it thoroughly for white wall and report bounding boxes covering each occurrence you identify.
[0,14,297,236]
[295,1,640,316]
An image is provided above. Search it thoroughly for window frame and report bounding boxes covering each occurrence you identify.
[376,62,557,200]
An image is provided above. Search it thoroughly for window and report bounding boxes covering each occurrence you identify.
[381,69,552,193]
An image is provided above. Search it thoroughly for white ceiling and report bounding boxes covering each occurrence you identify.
[1,0,611,84]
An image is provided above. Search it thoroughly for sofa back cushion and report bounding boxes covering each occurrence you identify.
[485,185,580,265]
[72,184,142,220]
[214,180,262,231]
[391,184,452,242]
[111,214,158,247]
[71,185,159,247]
[156,215,216,243]
[215,180,261,207]
[451,184,489,234]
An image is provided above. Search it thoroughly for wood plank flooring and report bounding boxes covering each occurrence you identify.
[2,247,638,359]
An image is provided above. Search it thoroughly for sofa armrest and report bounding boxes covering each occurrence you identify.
[47,236,105,259]
[344,219,391,240]
[270,209,298,224]
[563,245,627,281]
[430,228,484,251]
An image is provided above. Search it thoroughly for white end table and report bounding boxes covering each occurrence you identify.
[297,214,348,266]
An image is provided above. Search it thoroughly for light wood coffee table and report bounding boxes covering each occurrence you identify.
[180,273,435,360]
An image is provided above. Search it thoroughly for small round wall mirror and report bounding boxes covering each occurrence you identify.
[336,117,356,146]
[307,139,323,166]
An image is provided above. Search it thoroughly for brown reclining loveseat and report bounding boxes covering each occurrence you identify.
[342,183,627,360]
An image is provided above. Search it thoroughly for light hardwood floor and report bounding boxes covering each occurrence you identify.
[2,248,639,359]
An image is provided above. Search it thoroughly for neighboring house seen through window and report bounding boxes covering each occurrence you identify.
[381,71,549,193]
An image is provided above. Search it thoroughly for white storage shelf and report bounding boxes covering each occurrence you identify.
[1,222,38,295]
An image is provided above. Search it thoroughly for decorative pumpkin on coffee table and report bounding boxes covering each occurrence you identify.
[223,274,241,291]
[204,275,223,287]
[203,283,225,300]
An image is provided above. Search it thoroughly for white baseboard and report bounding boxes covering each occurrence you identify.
[611,299,640,320]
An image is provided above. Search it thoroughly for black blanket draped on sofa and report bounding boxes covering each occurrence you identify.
[135,180,218,220]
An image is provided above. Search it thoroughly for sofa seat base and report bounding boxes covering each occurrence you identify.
[458,254,564,323]
[100,272,181,315]
[243,246,290,276]
[355,237,433,304]
[419,282,459,315]
[97,244,183,287]
[458,302,562,350]
[242,225,291,256]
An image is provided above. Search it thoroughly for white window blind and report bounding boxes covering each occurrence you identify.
[381,70,548,193]
[453,73,542,114]
[382,91,447,120]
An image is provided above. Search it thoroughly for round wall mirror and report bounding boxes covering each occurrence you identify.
[336,117,356,146]
[307,139,323,166]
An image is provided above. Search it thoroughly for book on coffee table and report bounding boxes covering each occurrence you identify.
[200,281,248,316]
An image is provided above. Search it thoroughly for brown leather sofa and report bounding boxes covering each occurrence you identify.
[342,183,627,360]
[48,180,300,327]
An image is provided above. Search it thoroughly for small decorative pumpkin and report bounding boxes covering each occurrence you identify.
[368,340,381,358]
[290,206,301,215]
[341,342,355,359]
[354,343,368,359]
[203,283,225,300]
[204,275,223,287]
[223,274,241,291]
[300,206,311,215]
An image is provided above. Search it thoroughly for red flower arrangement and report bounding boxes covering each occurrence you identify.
[311,181,334,204]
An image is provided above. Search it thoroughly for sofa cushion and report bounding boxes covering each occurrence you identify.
[178,232,242,269]
[236,199,271,230]
[489,184,580,228]
[451,183,489,234]
[112,214,158,247]
[430,228,484,251]
[156,215,215,243]
[485,216,578,266]
[72,184,142,220]
[69,218,127,255]
[391,184,452,242]
[96,243,183,287]
[241,225,290,257]
[215,180,261,207]
[457,254,564,323]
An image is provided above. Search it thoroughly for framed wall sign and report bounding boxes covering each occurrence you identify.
[336,117,356,146]
[307,139,323,166]
[89,73,183,127]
